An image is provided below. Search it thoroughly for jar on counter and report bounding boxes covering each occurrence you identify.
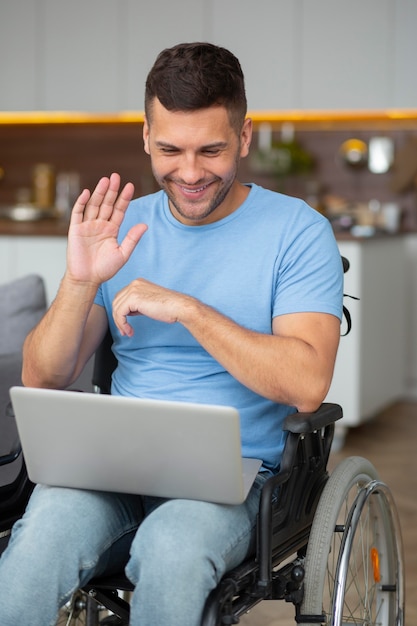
[32,163,55,210]
[55,171,80,220]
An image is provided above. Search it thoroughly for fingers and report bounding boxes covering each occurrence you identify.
[97,173,135,224]
[112,290,136,337]
[70,173,134,225]
[109,179,135,227]
[70,188,92,225]
[112,279,184,338]
[119,223,148,261]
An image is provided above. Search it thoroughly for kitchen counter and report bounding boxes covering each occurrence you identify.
[0,218,69,237]
[333,229,409,241]
[0,215,410,240]
[326,235,407,444]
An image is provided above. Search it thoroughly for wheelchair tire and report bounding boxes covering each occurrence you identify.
[301,456,405,626]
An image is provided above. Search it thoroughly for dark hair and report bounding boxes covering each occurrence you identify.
[145,42,247,131]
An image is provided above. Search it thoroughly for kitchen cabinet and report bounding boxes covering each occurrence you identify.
[300,0,417,109]
[300,0,394,109]
[404,234,417,398]
[0,0,206,112]
[326,237,407,443]
[210,0,297,110]
[0,236,66,304]
[0,0,38,110]
[211,0,417,110]
[41,0,123,111]
[124,0,206,111]
[1,1,417,111]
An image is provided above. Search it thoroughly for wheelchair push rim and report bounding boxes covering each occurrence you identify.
[300,456,405,626]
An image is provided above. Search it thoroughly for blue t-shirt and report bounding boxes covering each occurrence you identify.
[95,183,343,471]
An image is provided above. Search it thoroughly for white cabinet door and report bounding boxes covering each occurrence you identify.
[0,236,67,304]
[327,238,407,430]
[41,0,123,111]
[393,0,417,107]
[0,0,38,110]
[210,0,297,110]
[2,0,417,111]
[299,0,394,109]
[404,235,417,397]
[0,238,16,285]
[124,0,206,110]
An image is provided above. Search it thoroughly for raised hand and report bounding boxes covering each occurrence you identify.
[66,173,147,285]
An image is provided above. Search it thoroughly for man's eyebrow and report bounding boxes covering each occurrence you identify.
[201,141,228,150]
[154,140,228,150]
[154,141,178,149]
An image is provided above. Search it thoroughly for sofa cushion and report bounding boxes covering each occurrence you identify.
[0,275,47,355]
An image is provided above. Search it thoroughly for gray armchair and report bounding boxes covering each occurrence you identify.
[0,274,47,485]
[0,274,47,409]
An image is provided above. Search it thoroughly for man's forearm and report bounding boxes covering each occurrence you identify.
[22,275,100,388]
[179,299,339,413]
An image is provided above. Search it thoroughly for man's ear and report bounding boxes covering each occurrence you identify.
[143,115,150,155]
[240,117,253,158]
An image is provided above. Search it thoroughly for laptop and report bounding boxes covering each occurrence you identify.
[9,386,262,505]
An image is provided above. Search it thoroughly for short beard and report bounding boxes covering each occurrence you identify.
[164,178,232,223]
[152,151,241,223]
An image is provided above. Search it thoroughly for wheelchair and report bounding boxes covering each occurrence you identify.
[0,260,405,626]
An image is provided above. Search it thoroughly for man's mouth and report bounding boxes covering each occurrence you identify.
[178,183,210,194]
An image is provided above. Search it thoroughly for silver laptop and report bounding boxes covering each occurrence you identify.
[10,386,262,505]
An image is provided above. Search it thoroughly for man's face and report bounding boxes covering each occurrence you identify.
[143,99,252,225]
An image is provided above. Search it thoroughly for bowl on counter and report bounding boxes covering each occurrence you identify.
[0,204,55,222]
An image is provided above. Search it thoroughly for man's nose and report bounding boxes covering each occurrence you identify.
[177,154,205,184]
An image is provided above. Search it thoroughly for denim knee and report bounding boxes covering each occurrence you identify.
[125,490,263,626]
[0,485,143,626]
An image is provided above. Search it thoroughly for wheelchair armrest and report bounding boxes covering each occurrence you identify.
[283,402,342,434]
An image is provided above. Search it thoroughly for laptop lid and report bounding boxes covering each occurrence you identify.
[10,386,262,505]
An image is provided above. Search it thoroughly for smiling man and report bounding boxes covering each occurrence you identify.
[0,43,343,626]
[144,101,252,225]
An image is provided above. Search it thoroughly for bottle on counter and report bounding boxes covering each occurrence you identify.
[55,171,80,220]
[32,163,55,210]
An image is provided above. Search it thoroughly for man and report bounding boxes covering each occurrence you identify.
[0,43,343,625]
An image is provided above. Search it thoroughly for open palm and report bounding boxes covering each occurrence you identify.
[66,173,147,285]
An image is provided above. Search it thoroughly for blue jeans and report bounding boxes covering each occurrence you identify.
[0,472,268,626]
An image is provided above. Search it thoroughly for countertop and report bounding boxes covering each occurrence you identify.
[0,218,69,237]
[0,216,412,240]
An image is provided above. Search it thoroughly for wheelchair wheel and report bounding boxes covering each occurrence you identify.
[301,456,404,626]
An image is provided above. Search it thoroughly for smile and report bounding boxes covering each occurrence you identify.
[179,183,210,194]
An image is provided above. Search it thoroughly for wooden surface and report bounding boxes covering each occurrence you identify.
[0,218,69,237]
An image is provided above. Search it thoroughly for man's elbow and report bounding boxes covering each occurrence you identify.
[296,398,323,414]
[21,362,50,388]
[295,377,332,414]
